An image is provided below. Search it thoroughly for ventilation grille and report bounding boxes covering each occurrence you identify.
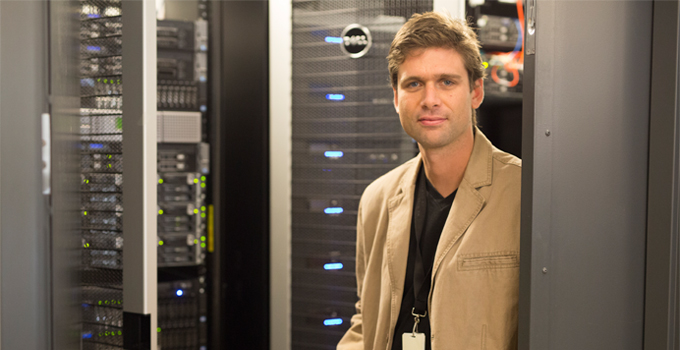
[157,111,202,143]
[80,1,124,347]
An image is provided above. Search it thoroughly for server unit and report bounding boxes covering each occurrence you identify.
[290,1,431,348]
[157,277,208,349]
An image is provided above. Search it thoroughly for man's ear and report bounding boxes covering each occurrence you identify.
[393,86,399,114]
[471,78,484,109]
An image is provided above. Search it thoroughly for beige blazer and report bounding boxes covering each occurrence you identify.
[337,129,521,350]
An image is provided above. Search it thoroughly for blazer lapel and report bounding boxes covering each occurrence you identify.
[431,127,493,284]
[385,155,421,332]
[430,180,484,282]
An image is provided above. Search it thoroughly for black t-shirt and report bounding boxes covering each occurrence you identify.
[391,165,456,350]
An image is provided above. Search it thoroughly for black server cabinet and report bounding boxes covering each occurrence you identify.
[79,1,126,347]
[78,2,212,349]
[290,1,431,348]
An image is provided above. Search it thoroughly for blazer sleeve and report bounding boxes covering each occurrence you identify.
[336,197,367,350]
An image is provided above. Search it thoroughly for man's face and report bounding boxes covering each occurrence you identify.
[393,47,484,151]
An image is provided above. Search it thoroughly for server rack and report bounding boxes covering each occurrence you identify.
[79,1,128,346]
[290,1,431,348]
[467,0,524,158]
[155,8,211,349]
[78,1,211,349]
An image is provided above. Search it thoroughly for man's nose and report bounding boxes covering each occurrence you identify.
[421,84,440,109]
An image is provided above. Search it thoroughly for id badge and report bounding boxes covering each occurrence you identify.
[402,332,425,350]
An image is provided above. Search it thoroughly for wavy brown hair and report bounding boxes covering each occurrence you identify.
[388,12,486,124]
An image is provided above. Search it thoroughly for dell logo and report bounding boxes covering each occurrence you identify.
[340,24,372,58]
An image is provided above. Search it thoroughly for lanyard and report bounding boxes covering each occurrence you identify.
[411,167,432,333]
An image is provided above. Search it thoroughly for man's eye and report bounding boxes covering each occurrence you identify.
[443,80,454,86]
[408,81,420,88]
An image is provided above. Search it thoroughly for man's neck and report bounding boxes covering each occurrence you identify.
[419,127,475,198]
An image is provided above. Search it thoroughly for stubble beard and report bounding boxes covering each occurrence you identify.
[402,112,470,152]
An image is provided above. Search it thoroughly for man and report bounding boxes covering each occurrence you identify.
[337,12,521,350]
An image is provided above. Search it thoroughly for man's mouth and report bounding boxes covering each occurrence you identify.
[418,116,446,126]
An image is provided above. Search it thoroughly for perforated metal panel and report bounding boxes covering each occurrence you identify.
[291,1,431,348]
[79,0,125,347]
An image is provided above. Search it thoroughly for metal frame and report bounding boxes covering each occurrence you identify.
[121,0,158,348]
[269,0,292,349]
[48,0,82,348]
[208,2,223,348]
[216,2,270,348]
[0,5,3,346]
[520,1,652,349]
[519,2,556,348]
[0,2,51,349]
[644,1,680,348]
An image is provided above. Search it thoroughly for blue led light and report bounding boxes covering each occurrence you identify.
[176,289,184,297]
[326,94,345,101]
[324,318,343,326]
[82,332,93,339]
[87,14,101,18]
[86,46,101,52]
[324,151,344,158]
[324,207,344,215]
[89,143,104,149]
[324,262,344,270]
[325,36,343,44]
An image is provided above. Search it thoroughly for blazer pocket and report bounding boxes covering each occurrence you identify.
[457,251,519,271]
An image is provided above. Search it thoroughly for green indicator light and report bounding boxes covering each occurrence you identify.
[98,300,102,305]
[193,209,199,214]
[201,213,206,218]
[157,328,161,333]
[115,117,122,130]
[83,211,88,216]
[107,154,112,159]
[193,178,199,184]
[159,241,164,246]
[158,210,164,215]
[201,206,206,211]
[201,243,206,248]
[201,176,206,181]
[97,78,101,82]
[194,239,198,244]
[201,183,206,188]
[158,179,164,184]
[201,236,206,242]
[118,331,122,335]
[84,243,90,248]
[483,62,489,69]
[107,164,112,168]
